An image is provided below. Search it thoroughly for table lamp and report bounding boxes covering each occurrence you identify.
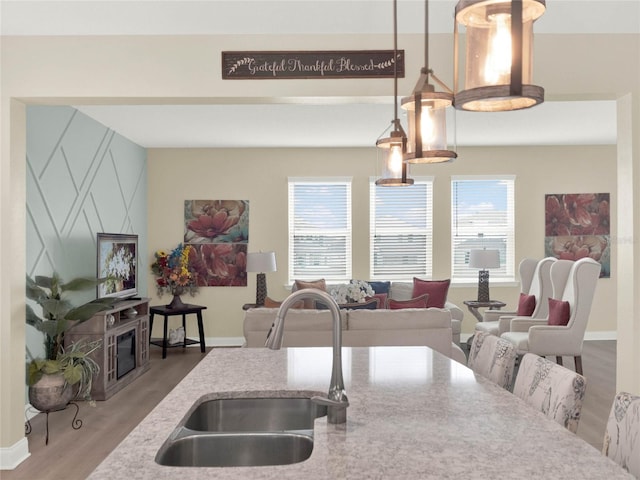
[469,249,500,302]
[246,251,277,306]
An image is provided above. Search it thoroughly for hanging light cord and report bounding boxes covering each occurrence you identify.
[392,0,401,132]
[424,0,429,70]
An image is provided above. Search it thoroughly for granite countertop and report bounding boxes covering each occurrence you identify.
[89,346,631,479]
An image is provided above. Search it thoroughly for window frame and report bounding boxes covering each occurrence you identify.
[288,177,352,284]
[369,176,434,281]
[450,175,516,284]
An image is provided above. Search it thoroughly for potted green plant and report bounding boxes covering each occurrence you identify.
[26,273,117,410]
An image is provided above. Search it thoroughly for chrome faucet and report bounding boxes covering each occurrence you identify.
[265,288,349,424]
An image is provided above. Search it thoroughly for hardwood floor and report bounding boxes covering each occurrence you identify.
[1,341,616,479]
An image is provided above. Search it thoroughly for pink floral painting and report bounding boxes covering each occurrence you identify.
[184,200,249,244]
[184,200,249,286]
[188,243,248,287]
[544,193,610,277]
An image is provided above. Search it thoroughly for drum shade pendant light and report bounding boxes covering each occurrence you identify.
[401,0,457,164]
[454,0,546,112]
[376,0,414,186]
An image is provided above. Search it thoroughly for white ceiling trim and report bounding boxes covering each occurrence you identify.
[74,100,616,148]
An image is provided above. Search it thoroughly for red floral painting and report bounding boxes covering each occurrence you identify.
[184,200,249,286]
[188,243,248,287]
[544,193,610,277]
[184,200,249,244]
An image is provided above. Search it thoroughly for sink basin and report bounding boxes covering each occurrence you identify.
[156,432,314,467]
[184,397,327,432]
[155,394,327,468]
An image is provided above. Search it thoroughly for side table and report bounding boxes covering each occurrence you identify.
[463,300,506,322]
[463,300,507,350]
[149,304,207,359]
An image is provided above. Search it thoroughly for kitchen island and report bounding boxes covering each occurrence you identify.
[89,346,631,479]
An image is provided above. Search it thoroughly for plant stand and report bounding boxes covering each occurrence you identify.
[25,402,83,446]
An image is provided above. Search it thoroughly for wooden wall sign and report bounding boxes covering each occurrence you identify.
[222,50,405,79]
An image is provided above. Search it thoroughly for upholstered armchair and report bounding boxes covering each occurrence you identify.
[476,257,554,337]
[501,257,601,375]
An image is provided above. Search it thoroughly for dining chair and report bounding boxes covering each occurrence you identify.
[602,392,640,477]
[467,331,517,389]
[512,353,587,434]
[501,257,601,375]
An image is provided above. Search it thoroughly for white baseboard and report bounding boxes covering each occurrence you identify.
[0,437,30,470]
[461,331,617,344]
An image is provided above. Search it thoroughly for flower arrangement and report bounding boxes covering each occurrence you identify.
[102,244,134,294]
[330,280,375,304]
[150,244,198,297]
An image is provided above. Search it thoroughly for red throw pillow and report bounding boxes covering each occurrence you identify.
[412,278,450,308]
[517,293,536,316]
[370,293,388,308]
[386,293,429,310]
[548,298,571,326]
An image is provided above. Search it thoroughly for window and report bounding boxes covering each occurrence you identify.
[369,177,434,280]
[451,176,515,283]
[288,178,352,282]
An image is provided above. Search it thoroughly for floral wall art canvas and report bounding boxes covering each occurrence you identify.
[184,200,249,286]
[544,193,610,278]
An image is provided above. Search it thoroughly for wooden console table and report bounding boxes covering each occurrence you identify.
[149,304,207,359]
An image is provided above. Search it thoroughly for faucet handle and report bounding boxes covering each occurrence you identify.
[311,395,349,409]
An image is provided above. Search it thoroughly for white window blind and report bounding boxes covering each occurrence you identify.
[288,178,352,282]
[451,176,515,282]
[369,177,433,280]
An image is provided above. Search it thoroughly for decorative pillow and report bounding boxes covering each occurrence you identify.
[367,281,391,295]
[293,279,327,309]
[340,298,380,310]
[263,297,304,309]
[412,278,450,308]
[370,293,388,308]
[517,293,536,316]
[548,298,571,326]
[386,293,429,310]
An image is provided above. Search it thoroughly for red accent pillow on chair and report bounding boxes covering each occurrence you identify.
[517,293,536,316]
[412,278,450,308]
[548,298,571,326]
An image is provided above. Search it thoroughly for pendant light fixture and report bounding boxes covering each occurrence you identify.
[454,0,546,112]
[376,0,414,186]
[400,0,457,164]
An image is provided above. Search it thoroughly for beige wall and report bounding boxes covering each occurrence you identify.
[1,31,638,462]
[148,144,617,341]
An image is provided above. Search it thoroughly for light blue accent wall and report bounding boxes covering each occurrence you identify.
[25,105,147,359]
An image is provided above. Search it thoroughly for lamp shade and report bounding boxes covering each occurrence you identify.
[246,251,277,273]
[469,249,500,269]
[454,0,546,112]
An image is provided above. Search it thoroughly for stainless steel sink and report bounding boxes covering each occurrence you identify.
[156,432,315,467]
[155,394,327,468]
[184,397,327,432]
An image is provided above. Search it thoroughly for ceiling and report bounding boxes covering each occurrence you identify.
[3,0,636,148]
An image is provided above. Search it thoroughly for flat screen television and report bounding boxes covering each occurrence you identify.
[96,233,138,300]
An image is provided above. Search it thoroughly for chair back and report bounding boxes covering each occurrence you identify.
[512,353,587,433]
[549,259,574,299]
[468,331,517,389]
[602,392,640,477]
[528,257,556,318]
[561,257,601,336]
[518,258,538,295]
